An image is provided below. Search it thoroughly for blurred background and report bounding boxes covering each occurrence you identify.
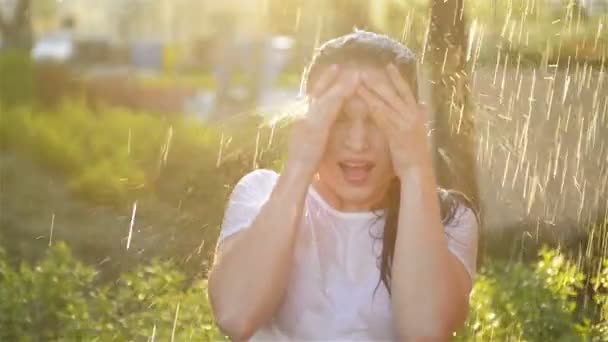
[0,0,607,340]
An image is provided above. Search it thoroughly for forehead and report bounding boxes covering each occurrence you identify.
[341,65,387,117]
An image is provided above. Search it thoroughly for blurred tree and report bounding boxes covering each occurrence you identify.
[428,1,481,216]
[0,0,32,51]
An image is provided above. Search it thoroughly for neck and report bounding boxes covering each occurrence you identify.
[311,175,388,212]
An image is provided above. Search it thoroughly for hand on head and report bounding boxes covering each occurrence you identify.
[287,63,429,180]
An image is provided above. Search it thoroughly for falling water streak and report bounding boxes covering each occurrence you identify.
[527,175,538,215]
[441,49,449,75]
[602,97,608,127]
[511,154,521,190]
[586,112,598,154]
[477,134,484,164]
[562,57,571,104]
[543,151,552,188]
[575,112,584,181]
[587,64,595,90]
[594,21,603,52]
[515,53,522,83]
[127,128,131,156]
[485,120,491,168]
[252,129,261,169]
[420,15,432,65]
[574,63,586,96]
[516,73,524,100]
[517,0,528,45]
[401,10,412,43]
[150,324,156,342]
[448,87,456,123]
[554,116,562,151]
[565,104,573,132]
[502,151,511,188]
[216,133,224,168]
[493,51,501,86]
[522,161,530,202]
[506,93,515,120]
[48,213,55,247]
[126,201,137,250]
[578,62,587,96]
[592,67,605,114]
[546,82,555,120]
[170,302,180,342]
[578,179,587,222]
[162,125,173,166]
[553,139,561,179]
[294,7,301,32]
[499,54,509,104]
[508,20,516,45]
[562,75,571,105]
[560,150,569,194]
[466,19,477,62]
[266,123,275,150]
[456,105,465,134]
[500,4,512,38]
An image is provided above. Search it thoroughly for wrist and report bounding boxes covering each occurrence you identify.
[284,158,317,182]
[395,154,435,181]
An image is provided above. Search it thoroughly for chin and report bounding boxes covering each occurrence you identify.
[334,185,378,207]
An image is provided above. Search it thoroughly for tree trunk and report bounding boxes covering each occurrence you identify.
[0,0,33,51]
[428,0,480,210]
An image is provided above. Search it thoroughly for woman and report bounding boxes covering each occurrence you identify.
[208,30,479,341]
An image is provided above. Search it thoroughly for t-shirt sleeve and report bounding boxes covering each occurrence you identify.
[443,204,479,283]
[219,169,279,242]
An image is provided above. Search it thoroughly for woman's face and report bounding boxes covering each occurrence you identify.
[313,65,396,211]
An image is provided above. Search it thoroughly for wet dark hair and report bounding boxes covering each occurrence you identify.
[303,30,480,295]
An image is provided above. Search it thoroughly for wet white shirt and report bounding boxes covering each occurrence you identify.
[219,169,479,341]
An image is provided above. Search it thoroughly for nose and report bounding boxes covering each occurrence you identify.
[344,119,369,152]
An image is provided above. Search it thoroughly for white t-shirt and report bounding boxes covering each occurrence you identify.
[219,169,479,341]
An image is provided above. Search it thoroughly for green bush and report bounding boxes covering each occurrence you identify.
[0,51,35,107]
[4,242,608,341]
[0,99,244,206]
[592,258,608,340]
[455,247,592,341]
[0,242,226,341]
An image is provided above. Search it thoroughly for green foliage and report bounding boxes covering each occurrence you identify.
[0,99,270,206]
[455,247,589,341]
[591,258,608,341]
[4,242,608,341]
[0,51,35,107]
[0,243,226,341]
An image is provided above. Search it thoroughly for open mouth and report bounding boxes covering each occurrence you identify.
[338,161,375,185]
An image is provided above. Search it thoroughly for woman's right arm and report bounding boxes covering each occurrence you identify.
[208,66,359,340]
[207,165,311,340]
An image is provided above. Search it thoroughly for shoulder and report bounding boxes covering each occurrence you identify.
[235,168,279,186]
[230,169,279,200]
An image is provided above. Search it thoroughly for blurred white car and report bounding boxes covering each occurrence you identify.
[31,31,75,62]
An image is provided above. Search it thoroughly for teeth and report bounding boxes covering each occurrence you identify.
[343,162,367,167]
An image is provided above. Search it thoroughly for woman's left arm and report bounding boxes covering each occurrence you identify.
[392,157,472,341]
[357,64,474,340]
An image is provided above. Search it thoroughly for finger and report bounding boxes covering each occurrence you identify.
[310,70,359,124]
[360,70,408,115]
[355,85,395,131]
[311,64,340,98]
[386,63,417,107]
